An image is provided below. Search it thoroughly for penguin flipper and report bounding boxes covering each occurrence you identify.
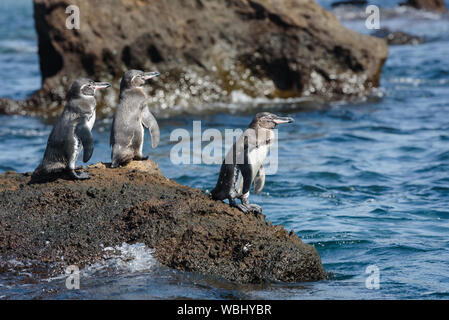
[141,106,160,149]
[75,121,94,163]
[238,165,253,197]
[253,165,265,194]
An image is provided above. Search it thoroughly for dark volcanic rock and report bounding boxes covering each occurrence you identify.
[400,0,447,12]
[0,161,326,283]
[0,98,20,115]
[1,0,388,117]
[372,28,425,46]
[331,0,368,8]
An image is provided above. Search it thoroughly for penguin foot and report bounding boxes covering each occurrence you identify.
[133,155,149,161]
[235,204,249,214]
[68,169,90,180]
[235,203,262,214]
[246,203,262,214]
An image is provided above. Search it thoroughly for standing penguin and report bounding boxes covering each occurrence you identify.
[31,79,110,182]
[211,112,294,214]
[110,70,160,168]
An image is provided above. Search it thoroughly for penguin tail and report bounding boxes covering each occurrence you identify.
[210,186,226,201]
[111,146,134,168]
[30,163,46,182]
[30,163,65,184]
[30,169,49,184]
[111,158,123,168]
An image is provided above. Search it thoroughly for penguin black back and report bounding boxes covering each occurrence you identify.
[31,78,110,183]
[211,112,294,214]
[110,69,160,168]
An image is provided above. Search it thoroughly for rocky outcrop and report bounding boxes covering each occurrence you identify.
[372,28,425,46]
[1,0,388,117]
[0,160,326,283]
[400,0,448,12]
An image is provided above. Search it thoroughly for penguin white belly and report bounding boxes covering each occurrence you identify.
[87,113,96,131]
[236,171,244,195]
[236,144,270,194]
[248,145,269,180]
[139,122,144,154]
[70,136,81,169]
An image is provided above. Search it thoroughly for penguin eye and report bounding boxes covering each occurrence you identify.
[81,84,95,96]
[131,75,143,86]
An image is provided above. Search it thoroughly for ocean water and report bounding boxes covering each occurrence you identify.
[1,0,449,299]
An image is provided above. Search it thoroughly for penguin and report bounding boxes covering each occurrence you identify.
[211,112,294,214]
[110,69,160,168]
[31,79,110,182]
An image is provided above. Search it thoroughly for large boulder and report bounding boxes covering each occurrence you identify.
[0,161,326,283]
[400,0,448,12]
[1,0,388,117]
[331,0,368,8]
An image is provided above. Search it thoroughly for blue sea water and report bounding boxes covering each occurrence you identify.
[1,0,449,299]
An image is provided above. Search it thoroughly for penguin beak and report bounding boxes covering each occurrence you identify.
[142,71,160,80]
[273,116,294,124]
[94,82,111,90]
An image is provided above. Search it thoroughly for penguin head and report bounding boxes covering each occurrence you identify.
[252,112,294,129]
[67,78,111,99]
[120,70,160,90]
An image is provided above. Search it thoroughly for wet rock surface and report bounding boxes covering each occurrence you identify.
[372,28,425,45]
[0,160,326,283]
[1,0,388,117]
